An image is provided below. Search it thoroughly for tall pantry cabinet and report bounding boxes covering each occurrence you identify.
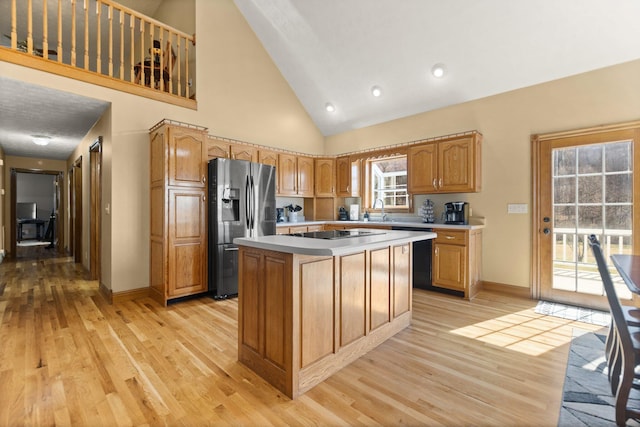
[149,120,208,306]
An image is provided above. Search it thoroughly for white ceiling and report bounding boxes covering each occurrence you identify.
[0,77,109,160]
[234,0,640,136]
[2,0,640,160]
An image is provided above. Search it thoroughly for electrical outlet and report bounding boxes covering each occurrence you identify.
[507,203,528,214]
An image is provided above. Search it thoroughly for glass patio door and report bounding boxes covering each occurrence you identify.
[534,126,640,310]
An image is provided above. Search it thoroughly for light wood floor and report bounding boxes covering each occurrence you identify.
[0,250,605,426]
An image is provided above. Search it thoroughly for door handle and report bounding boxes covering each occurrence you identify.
[224,247,239,252]
[245,177,250,229]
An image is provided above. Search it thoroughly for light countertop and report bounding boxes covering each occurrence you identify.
[277,219,485,231]
[234,229,436,256]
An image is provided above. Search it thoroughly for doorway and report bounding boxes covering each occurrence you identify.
[532,122,640,310]
[71,156,83,264]
[90,138,102,281]
[9,168,63,259]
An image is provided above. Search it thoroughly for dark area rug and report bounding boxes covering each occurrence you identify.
[558,329,640,426]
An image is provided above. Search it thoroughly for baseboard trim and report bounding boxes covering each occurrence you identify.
[99,282,112,303]
[112,287,150,304]
[481,281,531,299]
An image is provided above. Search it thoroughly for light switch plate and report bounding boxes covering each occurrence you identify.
[507,203,528,214]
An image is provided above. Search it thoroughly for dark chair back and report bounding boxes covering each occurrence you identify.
[589,234,638,426]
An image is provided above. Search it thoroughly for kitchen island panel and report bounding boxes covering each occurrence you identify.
[300,257,335,368]
[264,254,288,369]
[369,247,391,331]
[393,243,412,317]
[338,252,368,347]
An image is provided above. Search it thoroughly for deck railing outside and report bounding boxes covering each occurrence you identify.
[2,0,195,102]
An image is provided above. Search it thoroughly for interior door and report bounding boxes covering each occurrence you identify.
[533,125,640,310]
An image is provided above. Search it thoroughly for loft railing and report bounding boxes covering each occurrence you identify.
[1,0,195,107]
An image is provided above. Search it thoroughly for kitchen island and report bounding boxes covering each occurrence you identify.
[234,229,436,398]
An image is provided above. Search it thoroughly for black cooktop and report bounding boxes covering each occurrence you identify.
[287,230,384,240]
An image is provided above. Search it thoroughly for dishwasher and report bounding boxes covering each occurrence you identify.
[391,226,433,290]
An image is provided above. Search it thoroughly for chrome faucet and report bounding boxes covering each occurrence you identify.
[373,198,388,222]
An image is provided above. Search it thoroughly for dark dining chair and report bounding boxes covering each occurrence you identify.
[589,234,640,426]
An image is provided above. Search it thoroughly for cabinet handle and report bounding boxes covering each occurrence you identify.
[202,195,206,201]
[445,235,455,240]
[202,176,206,184]
[435,247,439,256]
[439,178,443,187]
[432,179,437,189]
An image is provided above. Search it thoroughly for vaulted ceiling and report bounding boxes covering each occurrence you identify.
[234,0,640,136]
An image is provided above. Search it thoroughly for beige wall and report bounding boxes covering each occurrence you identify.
[0,0,323,293]
[326,59,640,289]
[67,108,112,288]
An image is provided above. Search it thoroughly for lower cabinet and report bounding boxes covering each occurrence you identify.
[150,188,207,304]
[432,228,482,300]
[237,242,412,398]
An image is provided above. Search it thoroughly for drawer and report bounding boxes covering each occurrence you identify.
[307,225,324,232]
[434,229,467,245]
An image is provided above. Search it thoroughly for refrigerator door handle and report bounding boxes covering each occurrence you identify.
[250,175,255,232]
[245,176,251,230]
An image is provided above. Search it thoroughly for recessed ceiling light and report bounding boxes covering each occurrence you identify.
[325,103,335,112]
[31,135,51,146]
[431,63,446,78]
[371,86,382,97]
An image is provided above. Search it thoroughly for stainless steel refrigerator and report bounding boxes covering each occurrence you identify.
[208,158,276,298]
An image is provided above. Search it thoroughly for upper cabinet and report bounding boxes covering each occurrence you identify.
[408,133,482,194]
[315,158,335,197]
[258,149,278,168]
[167,126,207,188]
[231,145,257,162]
[207,138,231,160]
[336,156,360,197]
[297,156,315,197]
[277,154,315,197]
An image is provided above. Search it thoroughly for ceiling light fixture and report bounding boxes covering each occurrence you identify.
[31,135,51,146]
[371,86,382,97]
[431,63,446,78]
[325,103,335,113]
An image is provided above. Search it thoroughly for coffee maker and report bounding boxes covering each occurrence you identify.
[276,208,285,223]
[444,202,469,225]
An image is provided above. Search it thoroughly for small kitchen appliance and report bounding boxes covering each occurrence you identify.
[338,206,348,221]
[276,208,285,223]
[444,201,469,225]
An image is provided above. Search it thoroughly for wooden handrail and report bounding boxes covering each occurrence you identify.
[4,0,196,103]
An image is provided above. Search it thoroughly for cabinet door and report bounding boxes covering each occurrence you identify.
[314,158,335,196]
[336,156,359,197]
[207,138,230,160]
[231,145,257,162]
[438,137,474,193]
[433,243,466,292]
[168,128,206,188]
[408,143,438,194]
[258,149,278,167]
[297,156,315,197]
[167,188,207,297]
[278,153,297,196]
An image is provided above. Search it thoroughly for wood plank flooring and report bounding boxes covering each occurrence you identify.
[0,251,605,426]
